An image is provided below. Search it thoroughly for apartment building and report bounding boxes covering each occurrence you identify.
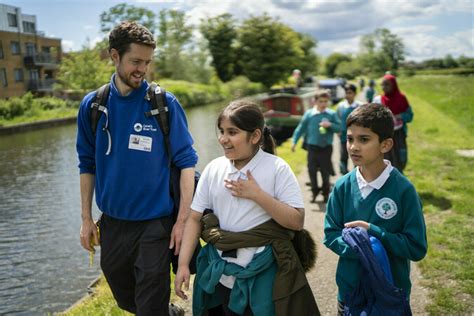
[0,3,62,98]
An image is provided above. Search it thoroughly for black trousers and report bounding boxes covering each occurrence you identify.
[339,141,349,175]
[100,213,173,316]
[307,144,333,197]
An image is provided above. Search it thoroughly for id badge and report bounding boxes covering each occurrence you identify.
[128,134,152,152]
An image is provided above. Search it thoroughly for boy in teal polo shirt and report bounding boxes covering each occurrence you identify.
[291,90,341,203]
[323,103,427,314]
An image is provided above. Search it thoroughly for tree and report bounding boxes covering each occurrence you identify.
[236,14,305,88]
[443,54,458,68]
[374,28,405,70]
[297,33,319,76]
[100,3,156,34]
[56,45,114,93]
[335,60,361,79]
[200,14,237,82]
[155,9,193,80]
[324,53,352,77]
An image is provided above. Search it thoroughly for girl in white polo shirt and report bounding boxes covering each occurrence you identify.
[174,100,314,316]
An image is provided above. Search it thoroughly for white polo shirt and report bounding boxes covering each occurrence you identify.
[191,149,304,288]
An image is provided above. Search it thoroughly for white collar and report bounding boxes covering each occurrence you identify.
[227,148,265,178]
[356,160,394,190]
[311,108,326,115]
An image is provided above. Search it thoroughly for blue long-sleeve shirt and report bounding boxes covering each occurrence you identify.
[76,75,198,220]
[292,108,341,147]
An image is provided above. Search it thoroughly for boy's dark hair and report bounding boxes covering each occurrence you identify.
[346,103,394,141]
[217,100,276,155]
[315,89,330,100]
[344,83,357,93]
[109,21,156,57]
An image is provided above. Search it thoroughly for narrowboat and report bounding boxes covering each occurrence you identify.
[260,87,318,144]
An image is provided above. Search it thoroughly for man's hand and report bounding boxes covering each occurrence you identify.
[344,220,370,230]
[174,265,191,300]
[169,220,186,256]
[80,218,99,252]
[291,143,296,152]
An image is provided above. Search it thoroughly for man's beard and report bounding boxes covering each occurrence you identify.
[117,69,143,90]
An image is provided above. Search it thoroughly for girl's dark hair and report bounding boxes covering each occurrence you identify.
[217,100,276,155]
[109,21,156,57]
[346,103,394,141]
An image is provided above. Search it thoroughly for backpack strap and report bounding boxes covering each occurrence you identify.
[145,82,172,167]
[90,83,111,137]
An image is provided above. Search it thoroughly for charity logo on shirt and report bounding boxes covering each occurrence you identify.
[375,197,398,219]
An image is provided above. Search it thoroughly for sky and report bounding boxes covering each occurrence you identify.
[2,0,473,61]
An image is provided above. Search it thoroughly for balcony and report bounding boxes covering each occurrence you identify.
[26,79,56,92]
[24,53,60,69]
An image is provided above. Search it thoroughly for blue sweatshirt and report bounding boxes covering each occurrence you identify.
[76,75,198,220]
[292,108,341,147]
[323,168,427,301]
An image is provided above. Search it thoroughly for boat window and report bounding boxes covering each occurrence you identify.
[272,97,292,112]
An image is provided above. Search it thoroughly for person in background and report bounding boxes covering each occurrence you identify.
[291,90,341,203]
[76,21,197,315]
[365,79,376,103]
[324,103,427,315]
[373,74,413,172]
[336,83,363,175]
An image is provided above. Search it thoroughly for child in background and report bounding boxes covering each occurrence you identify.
[336,84,363,175]
[373,74,414,173]
[365,79,376,102]
[323,103,427,314]
[175,101,319,316]
[291,90,341,203]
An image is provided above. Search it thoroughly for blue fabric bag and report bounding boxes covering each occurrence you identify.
[342,227,411,316]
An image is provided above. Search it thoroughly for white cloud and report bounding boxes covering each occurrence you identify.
[400,29,474,61]
[135,0,473,60]
[61,40,75,52]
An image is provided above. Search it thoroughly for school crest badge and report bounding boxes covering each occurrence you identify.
[375,198,398,219]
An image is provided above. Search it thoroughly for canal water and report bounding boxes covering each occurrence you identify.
[0,101,225,314]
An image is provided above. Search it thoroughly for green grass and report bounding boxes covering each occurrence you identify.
[276,140,307,175]
[397,75,474,314]
[0,107,78,126]
[62,273,178,315]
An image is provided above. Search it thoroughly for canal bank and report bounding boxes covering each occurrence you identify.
[0,116,77,136]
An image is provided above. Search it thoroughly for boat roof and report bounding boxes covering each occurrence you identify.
[318,79,344,86]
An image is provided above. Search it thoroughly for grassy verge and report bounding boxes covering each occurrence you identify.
[398,75,474,314]
[61,273,178,315]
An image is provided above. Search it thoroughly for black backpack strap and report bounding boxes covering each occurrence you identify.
[145,82,172,167]
[90,83,110,137]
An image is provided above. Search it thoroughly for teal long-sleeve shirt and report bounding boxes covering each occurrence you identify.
[323,168,427,301]
[292,108,341,147]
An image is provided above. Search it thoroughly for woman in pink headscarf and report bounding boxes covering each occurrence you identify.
[373,74,413,172]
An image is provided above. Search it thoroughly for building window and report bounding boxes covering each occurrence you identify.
[11,41,21,55]
[7,13,18,27]
[14,69,24,82]
[23,21,36,33]
[0,41,3,59]
[0,69,7,87]
[25,43,36,56]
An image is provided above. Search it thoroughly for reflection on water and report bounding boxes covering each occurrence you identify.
[0,101,225,314]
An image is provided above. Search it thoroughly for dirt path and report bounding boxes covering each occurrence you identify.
[303,135,430,315]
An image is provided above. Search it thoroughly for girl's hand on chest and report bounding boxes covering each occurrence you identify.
[224,170,261,201]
